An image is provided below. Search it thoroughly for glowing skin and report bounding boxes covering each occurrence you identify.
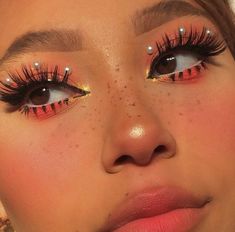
[0,0,234,232]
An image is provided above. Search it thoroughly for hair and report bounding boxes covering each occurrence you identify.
[195,0,235,58]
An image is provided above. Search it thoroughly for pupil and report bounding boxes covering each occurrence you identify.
[156,54,176,75]
[30,87,50,105]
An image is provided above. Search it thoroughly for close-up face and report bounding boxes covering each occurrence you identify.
[0,0,235,231]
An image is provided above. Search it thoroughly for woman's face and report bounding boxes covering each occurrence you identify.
[0,0,235,231]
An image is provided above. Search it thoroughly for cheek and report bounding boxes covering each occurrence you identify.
[186,91,235,153]
[169,80,235,176]
[0,121,99,223]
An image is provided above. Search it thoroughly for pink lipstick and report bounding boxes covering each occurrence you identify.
[101,186,211,232]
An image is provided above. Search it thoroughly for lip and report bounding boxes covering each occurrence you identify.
[101,186,211,232]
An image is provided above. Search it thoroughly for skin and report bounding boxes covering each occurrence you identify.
[0,0,235,231]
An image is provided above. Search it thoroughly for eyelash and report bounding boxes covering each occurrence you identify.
[147,26,226,82]
[0,65,89,119]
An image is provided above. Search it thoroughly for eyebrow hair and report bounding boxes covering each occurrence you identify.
[133,0,214,35]
[0,29,82,66]
[0,0,212,67]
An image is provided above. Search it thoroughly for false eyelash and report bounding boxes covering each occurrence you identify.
[0,65,87,108]
[147,26,226,78]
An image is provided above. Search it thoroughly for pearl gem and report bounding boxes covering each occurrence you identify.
[179,27,185,34]
[146,46,154,55]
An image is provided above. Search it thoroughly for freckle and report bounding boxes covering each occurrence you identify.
[179,112,183,116]
[124,85,127,89]
[115,65,120,72]
[108,213,112,218]
[167,92,171,96]
[167,121,171,125]
[189,119,193,123]
[114,80,118,83]
[137,114,141,118]
[75,144,80,148]
[197,99,201,105]
[119,97,122,100]
[92,127,96,131]
[125,192,129,197]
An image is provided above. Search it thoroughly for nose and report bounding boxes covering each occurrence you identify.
[102,100,177,173]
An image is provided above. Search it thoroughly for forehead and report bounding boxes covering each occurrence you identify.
[0,0,203,34]
[0,0,214,65]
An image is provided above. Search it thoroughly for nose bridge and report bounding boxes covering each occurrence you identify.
[102,84,176,173]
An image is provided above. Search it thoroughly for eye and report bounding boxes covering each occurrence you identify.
[147,26,226,82]
[148,50,205,82]
[20,83,89,119]
[0,65,90,120]
[154,51,199,76]
[27,85,81,106]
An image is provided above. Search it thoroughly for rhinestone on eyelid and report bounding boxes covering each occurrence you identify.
[64,66,72,74]
[179,27,186,34]
[3,78,13,86]
[206,29,213,35]
[146,46,154,55]
[33,62,40,69]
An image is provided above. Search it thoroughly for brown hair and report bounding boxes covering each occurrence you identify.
[195,0,235,58]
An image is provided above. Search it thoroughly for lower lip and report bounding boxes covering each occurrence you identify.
[113,208,205,232]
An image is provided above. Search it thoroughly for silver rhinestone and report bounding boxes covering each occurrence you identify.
[179,27,185,34]
[146,46,154,55]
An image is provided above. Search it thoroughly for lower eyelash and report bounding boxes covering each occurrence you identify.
[148,61,207,83]
[19,95,78,120]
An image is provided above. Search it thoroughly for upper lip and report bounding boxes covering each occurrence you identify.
[101,186,211,232]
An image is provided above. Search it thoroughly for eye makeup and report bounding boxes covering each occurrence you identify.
[0,64,90,120]
[146,25,226,83]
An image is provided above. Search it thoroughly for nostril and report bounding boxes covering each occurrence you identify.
[114,155,134,165]
[154,145,167,154]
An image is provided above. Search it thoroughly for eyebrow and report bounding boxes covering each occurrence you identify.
[133,0,213,35]
[0,29,82,66]
[0,0,212,67]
